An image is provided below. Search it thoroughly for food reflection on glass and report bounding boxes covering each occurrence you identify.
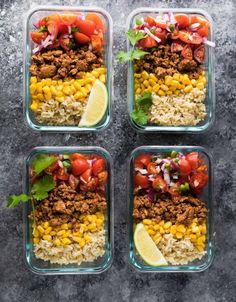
[8,152,109,265]
[118,12,215,127]
[132,150,209,266]
[29,13,108,127]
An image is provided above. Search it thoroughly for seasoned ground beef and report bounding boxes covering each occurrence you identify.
[30,184,107,228]
[133,194,207,225]
[134,44,202,79]
[30,46,104,80]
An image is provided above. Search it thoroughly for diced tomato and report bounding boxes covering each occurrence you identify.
[179,158,192,175]
[74,32,90,44]
[171,42,184,52]
[147,162,157,175]
[91,35,103,50]
[47,21,59,40]
[45,161,59,174]
[135,154,152,168]
[47,39,60,49]
[154,29,167,43]
[170,29,180,40]
[80,177,99,192]
[189,173,208,193]
[197,25,209,37]
[56,168,69,181]
[152,176,167,191]
[30,31,48,44]
[155,21,168,29]
[72,158,90,175]
[59,35,71,51]
[194,45,205,64]
[98,171,108,185]
[186,152,199,170]
[190,15,208,27]
[80,168,92,183]
[145,16,156,27]
[139,36,157,48]
[76,18,96,36]
[70,153,86,161]
[58,23,69,34]
[181,44,193,60]
[60,14,77,26]
[86,13,106,33]
[135,173,150,188]
[68,174,79,190]
[197,164,208,174]
[92,159,105,176]
[174,14,190,29]
[178,30,202,44]
[38,16,48,27]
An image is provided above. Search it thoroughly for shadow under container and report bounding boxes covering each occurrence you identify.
[24,6,113,132]
[128,146,214,272]
[23,146,113,275]
[127,8,215,132]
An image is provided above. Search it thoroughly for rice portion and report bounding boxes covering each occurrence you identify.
[35,97,85,126]
[158,233,206,265]
[149,88,207,126]
[34,230,105,265]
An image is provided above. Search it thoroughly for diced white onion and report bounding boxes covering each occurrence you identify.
[190,23,200,30]
[144,27,161,43]
[204,40,216,47]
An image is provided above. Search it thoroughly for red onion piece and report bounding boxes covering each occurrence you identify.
[147,188,155,201]
[144,27,161,43]
[163,169,170,185]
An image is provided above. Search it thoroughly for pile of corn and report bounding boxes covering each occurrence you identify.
[142,218,206,252]
[30,67,106,112]
[33,212,105,248]
[134,71,206,96]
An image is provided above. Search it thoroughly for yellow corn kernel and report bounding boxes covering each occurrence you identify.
[160,84,168,91]
[85,84,92,92]
[136,88,141,94]
[43,235,52,241]
[182,74,191,85]
[84,235,91,242]
[169,86,177,92]
[149,79,156,86]
[50,231,56,236]
[144,225,149,231]
[33,238,40,244]
[30,76,37,84]
[141,70,149,80]
[176,232,183,239]
[143,80,149,88]
[97,67,106,74]
[61,223,69,230]
[192,226,200,233]
[153,224,160,231]
[61,238,71,245]
[73,91,83,100]
[197,83,204,90]
[80,87,87,96]
[134,73,141,78]
[99,74,106,83]
[175,90,180,95]
[170,225,177,235]
[49,86,57,96]
[165,76,172,86]
[44,78,51,86]
[159,227,165,234]
[196,244,204,252]
[176,224,186,233]
[73,82,81,90]
[148,229,155,235]
[190,234,197,241]
[35,93,44,101]
[201,224,207,235]
[73,236,82,243]
[164,222,172,229]
[33,228,39,238]
[149,73,157,81]
[158,89,166,96]
[55,90,64,97]
[173,73,180,81]
[30,101,38,112]
[166,91,172,95]
[30,84,37,94]
[54,239,61,246]
[170,80,179,87]
[199,76,206,84]
[42,85,50,94]
[154,236,162,244]
[57,230,66,236]
[184,85,193,93]
[191,79,197,86]
[79,238,86,248]
[55,97,65,102]
[143,219,152,225]
[96,219,103,227]
[45,227,52,235]
[37,225,45,234]
[63,86,71,95]
[159,220,164,226]
[35,82,43,93]
[91,70,100,78]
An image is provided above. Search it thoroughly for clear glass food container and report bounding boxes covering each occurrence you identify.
[23,146,113,274]
[127,8,215,132]
[24,6,113,132]
[128,146,214,272]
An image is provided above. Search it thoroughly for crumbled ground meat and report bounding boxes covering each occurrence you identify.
[30,46,104,80]
[134,44,202,79]
[133,194,207,225]
[30,184,107,227]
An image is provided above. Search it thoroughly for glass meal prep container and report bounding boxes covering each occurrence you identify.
[126,8,215,132]
[128,146,214,272]
[24,6,113,132]
[23,146,113,275]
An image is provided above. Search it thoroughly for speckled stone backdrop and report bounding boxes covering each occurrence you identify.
[0,0,235,301]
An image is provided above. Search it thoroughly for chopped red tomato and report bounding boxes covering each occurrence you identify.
[189,173,208,193]
[147,162,157,175]
[139,36,157,48]
[30,32,48,44]
[86,13,106,33]
[190,15,208,27]
[47,21,59,40]
[80,177,99,192]
[179,30,202,44]
[70,153,86,161]
[174,14,190,29]
[135,154,152,168]
[197,164,208,174]
[98,171,108,185]
[80,168,92,183]
[38,17,47,27]
[59,35,70,51]
[91,35,103,50]
[76,18,96,36]
[181,44,193,60]
[170,29,180,40]
[179,158,192,175]
[92,159,105,176]
[45,161,59,174]
[194,45,205,64]
[72,158,89,175]
[152,176,167,191]
[56,168,69,181]
[134,162,145,170]
[145,16,156,27]
[186,152,199,170]
[154,29,167,43]
[74,32,90,44]
[47,39,60,49]
[135,173,150,188]
[171,42,184,52]
[60,14,77,26]
[197,25,209,37]
[58,23,69,34]
[68,174,79,190]
[155,21,168,29]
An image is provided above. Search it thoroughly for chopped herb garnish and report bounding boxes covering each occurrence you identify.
[32,154,57,175]
[127,29,146,46]
[63,160,71,168]
[31,175,55,201]
[39,26,48,32]
[171,150,178,158]
[169,24,175,32]
[71,27,80,33]
[69,41,77,50]
[135,18,142,26]
[131,109,148,125]
[7,194,30,208]
[131,92,153,125]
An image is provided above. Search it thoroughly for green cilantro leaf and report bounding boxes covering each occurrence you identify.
[31,175,55,201]
[169,24,175,32]
[7,194,30,208]
[62,160,71,168]
[137,92,152,107]
[127,29,146,46]
[39,26,48,32]
[63,154,70,159]
[32,154,57,175]
[71,27,80,33]
[69,41,77,50]
[117,51,133,62]
[131,49,149,60]
[135,18,142,26]
[131,109,148,125]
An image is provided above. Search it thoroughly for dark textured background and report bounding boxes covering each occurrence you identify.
[0,0,235,301]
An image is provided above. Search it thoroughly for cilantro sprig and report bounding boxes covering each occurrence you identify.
[117,29,149,62]
[131,92,153,125]
[32,154,57,175]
